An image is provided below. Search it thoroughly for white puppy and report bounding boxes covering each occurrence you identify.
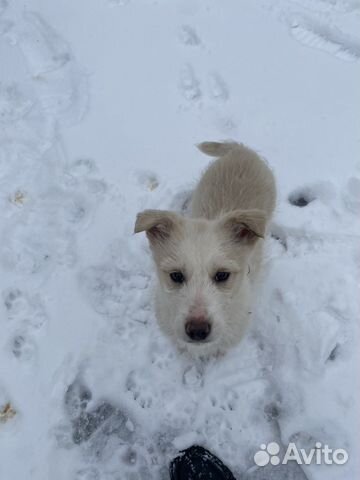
[135,141,276,355]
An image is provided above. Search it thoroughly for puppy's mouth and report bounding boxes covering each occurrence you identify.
[184,338,213,345]
[180,334,219,348]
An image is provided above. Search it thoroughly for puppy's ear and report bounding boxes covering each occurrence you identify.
[218,209,267,244]
[134,210,183,243]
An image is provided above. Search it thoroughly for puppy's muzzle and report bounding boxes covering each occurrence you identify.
[185,317,211,342]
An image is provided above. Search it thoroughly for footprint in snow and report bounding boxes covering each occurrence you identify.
[298,310,343,374]
[2,288,28,318]
[64,377,135,446]
[135,170,160,191]
[288,181,335,207]
[178,25,201,46]
[2,288,47,361]
[67,158,98,178]
[213,114,237,134]
[208,72,229,102]
[270,225,288,252]
[288,187,316,207]
[64,376,93,422]
[289,15,360,62]
[63,158,107,213]
[2,287,48,330]
[79,263,150,320]
[10,333,37,362]
[182,365,204,389]
[19,12,71,76]
[179,64,201,101]
[126,370,153,409]
[16,12,88,125]
[270,180,357,256]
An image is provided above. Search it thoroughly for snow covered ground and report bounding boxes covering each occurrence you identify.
[0,0,359,479]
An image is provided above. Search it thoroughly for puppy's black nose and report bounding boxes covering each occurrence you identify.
[185,319,211,341]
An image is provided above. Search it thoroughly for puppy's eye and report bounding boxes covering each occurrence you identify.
[214,271,230,283]
[169,271,185,284]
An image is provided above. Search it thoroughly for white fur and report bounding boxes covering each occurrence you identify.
[135,141,276,355]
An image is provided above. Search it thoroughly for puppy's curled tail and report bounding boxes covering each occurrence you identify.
[197,141,240,157]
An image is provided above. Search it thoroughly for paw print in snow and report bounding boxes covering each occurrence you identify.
[2,288,47,329]
[135,170,159,192]
[10,333,37,361]
[208,72,229,102]
[126,370,153,409]
[178,25,201,46]
[179,64,201,101]
[288,181,335,207]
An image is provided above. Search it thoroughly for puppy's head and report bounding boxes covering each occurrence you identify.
[135,209,266,354]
